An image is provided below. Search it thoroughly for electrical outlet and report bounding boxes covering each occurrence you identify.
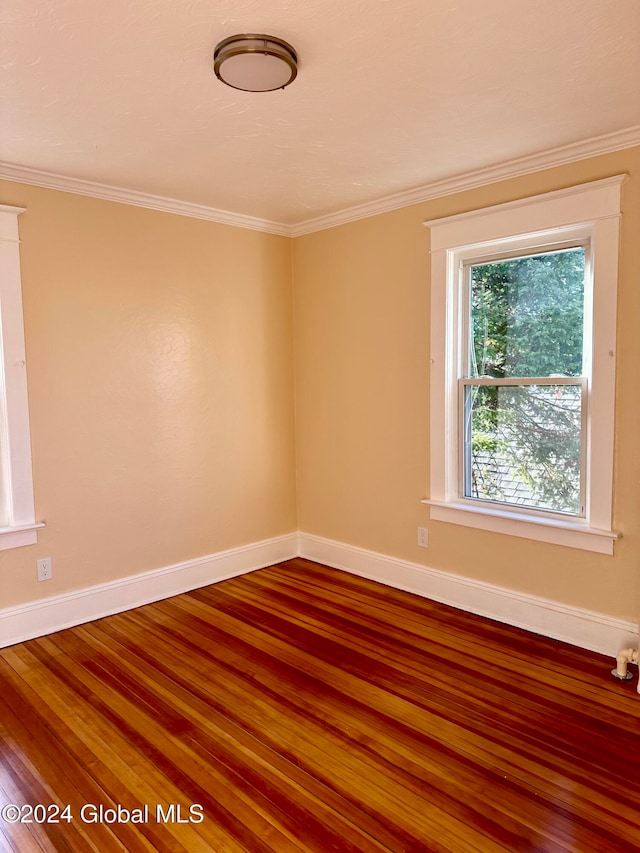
[37,557,52,581]
[417,527,429,548]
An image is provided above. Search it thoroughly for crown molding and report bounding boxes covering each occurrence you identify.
[2,125,639,239]
[0,162,293,237]
[291,125,640,236]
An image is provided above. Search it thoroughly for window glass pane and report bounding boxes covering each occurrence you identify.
[469,247,585,378]
[464,383,582,515]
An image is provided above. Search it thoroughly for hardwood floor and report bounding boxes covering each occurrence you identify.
[0,558,639,852]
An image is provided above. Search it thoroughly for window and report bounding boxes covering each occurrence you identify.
[463,245,588,516]
[424,177,623,554]
[0,204,42,550]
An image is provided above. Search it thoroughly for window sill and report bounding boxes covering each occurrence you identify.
[0,522,45,551]
[421,499,618,555]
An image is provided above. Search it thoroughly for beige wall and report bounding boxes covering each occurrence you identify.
[3,148,639,624]
[293,147,640,622]
[0,181,297,608]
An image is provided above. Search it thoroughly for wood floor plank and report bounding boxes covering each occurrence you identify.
[28,632,321,853]
[136,597,550,850]
[1,645,256,853]
[0,680,142,853]
[0,653,195,853]
[220,569,637,794]
[176,586,634,851]
[1,557,639,852]
[104,607,475,853]
[74,621,392,853]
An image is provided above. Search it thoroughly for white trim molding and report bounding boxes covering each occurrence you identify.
[298,532,637,657]
[0,205,41,550]
[2,125,639,238]
[2,529,634,657]
[292,125,640,236]
[0,533,298,648]
[0,522,45,552]
[0,162,293,237]
[422,501,618,555]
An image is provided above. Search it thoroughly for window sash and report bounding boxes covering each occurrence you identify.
[458,376,588,519]
[460,240,591,382]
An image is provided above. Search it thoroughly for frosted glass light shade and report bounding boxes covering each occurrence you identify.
[214,35,298,92]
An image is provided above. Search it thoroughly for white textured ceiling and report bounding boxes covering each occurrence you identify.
[2,0,639,228]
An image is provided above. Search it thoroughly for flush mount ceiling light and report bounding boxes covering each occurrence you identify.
[213,34,298,92]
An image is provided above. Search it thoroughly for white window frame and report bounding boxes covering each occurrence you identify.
[0,205,43,550]
[423,176,624,555]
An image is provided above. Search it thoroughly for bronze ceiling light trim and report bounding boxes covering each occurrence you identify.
[213,34,298,92]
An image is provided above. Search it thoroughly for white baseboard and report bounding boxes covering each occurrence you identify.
[0,533,298,648]
[3,529,635,658]
[298,532,638,657]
